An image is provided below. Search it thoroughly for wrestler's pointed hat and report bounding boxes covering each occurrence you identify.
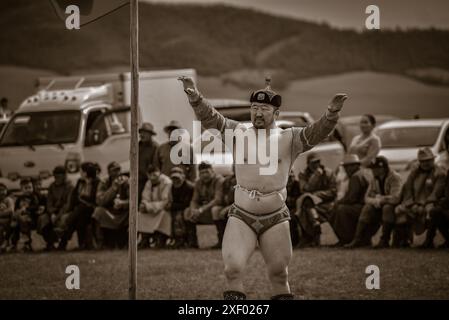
[249,77,282,108]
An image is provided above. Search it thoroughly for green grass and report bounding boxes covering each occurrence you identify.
[1,225,448,300]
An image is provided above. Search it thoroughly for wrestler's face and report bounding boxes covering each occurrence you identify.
[108,167,121,181]
[419,159,434,171]
[199,168,213,183]
[250,103,279,129]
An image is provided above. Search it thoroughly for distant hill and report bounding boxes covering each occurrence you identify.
[1,0,449,84]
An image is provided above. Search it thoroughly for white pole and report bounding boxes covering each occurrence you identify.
[129,0,139,300]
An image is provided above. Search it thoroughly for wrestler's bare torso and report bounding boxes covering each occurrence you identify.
[233,124,293,214]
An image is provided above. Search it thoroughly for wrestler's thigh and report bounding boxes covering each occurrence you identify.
[259,221,292,268]
[222,217,257,267]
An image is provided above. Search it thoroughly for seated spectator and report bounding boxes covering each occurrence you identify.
[297,154,337,247]
[184,162,224,249]
[10,178,44,252]
[424,168,449,249]
[58,162,100,250]
[93,162,129,249]
[138,165,172,249]
[0,183,14,252]
[285,170,300,247]
[330,155,369,246]
[345,156,402,248]
[167,166,194,248]
[396,148,446,248]
[38,166,73,251]
[154,120,197,182]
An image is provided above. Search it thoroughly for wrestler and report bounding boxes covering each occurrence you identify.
[178,76,347,300]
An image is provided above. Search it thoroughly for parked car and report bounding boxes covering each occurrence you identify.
[377,119,449,176]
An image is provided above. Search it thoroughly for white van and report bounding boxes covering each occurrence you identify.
[0,69,197,191]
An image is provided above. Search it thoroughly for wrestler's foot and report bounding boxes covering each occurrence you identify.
[271,293,294,300]
[223,291,246,300]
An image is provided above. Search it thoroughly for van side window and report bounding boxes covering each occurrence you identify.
[85,110,108,146]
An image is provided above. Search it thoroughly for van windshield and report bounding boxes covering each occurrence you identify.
[0,110,81,147]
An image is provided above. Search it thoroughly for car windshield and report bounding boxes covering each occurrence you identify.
[377,126,440,148]
[0,110,81,147]
[277,115,309,127]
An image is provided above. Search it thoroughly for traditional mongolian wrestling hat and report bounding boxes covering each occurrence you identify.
[249,77,282,108]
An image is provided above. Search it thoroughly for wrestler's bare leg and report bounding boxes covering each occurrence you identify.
[259,221,292,295]
[222,216,257,292]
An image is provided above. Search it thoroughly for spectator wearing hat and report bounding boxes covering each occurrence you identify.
[38,166,73,251]
[138,165,172,249]
[297,153,337,247]
[396,147,446,248]
[0,97,12,119]
[184,162,224,249]
[330,154,370,246]
[139,122,159,200]
[58,162,100,250]
[93,162,129,249]
[154,120,197,183]
[0,183,14,253]
[167,166,194,248]
[345,156,402,249]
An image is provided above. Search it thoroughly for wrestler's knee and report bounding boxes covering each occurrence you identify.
[267,262,289,283]
[223,260,245,281]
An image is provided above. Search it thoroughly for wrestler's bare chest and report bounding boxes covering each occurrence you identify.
[233,127,293,192]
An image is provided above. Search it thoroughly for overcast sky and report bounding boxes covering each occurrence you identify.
[145,0,449,30]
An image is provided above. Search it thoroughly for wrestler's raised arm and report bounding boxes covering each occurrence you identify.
[178,76,238,133]
[291,94,348,158]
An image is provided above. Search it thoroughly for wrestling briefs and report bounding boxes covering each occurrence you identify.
[228,204,290,236]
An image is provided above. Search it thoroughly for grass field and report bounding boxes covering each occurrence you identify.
[1,225,448,300]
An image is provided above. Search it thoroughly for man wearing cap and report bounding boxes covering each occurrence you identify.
[184,162,224,249]
[139,122,159,200]
[154,120,197,183]
[297,153,337,247]
[345,156,402,249]
[39,166,73,250]
[138,165,172,248]
[178,76,347,300]
[396,147,446,248]
[93,162,129,249]
[167,166,194,248]
[330,154,370,246]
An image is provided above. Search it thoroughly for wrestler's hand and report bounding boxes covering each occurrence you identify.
[178,76,200,103]
[328,93,348,113]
